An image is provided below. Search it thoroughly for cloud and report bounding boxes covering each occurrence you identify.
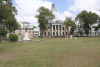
[15,0,76,27]
[15,0,52,26]
[57,11,76,21]
[68,0,100,16]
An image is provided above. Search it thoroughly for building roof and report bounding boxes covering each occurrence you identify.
[48,20,64,24]
[50,8,58,11]
[22,22,30,24]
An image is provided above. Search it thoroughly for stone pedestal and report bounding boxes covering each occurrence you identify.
[23,32,30,40]
[69,35,73,39]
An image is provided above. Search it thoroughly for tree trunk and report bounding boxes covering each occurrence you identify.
[90,30,91,38]
[11,29,12,33]
[0,27,1,43]
[40,30,44,38]
[95,32,96,37]
[43,30,44,38]
[87,34,88,37]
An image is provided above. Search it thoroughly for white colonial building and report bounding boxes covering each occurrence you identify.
[40,4,70,38]
[34,27,40,37]
[7,21,34,38]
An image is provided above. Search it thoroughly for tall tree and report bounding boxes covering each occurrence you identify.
[35,6,55,38]
[64,17,76,35]
[75,10,99,37]
[0,0,18,42]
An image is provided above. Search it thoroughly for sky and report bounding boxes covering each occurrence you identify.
[12,0,100,27]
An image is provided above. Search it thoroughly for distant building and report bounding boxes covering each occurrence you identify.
[7,22,34,38]
[74,23,100,37]
[34,27,40,37]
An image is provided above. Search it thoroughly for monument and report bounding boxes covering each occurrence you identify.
[23,28,30,41]
[69,26,73,39]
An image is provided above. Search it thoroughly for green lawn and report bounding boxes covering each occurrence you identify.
[0,37,100,67]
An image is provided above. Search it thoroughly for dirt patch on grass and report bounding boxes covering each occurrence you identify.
[23,49,32,52]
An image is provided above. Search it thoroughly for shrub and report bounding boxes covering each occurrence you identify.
[1,29,8,37]
[9,33,18,42]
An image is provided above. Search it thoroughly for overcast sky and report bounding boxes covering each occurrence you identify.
[12,0,100,27]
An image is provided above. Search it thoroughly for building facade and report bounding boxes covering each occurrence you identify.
[40,4,69,38]
[34,27,40,37]
[7,22,34,38]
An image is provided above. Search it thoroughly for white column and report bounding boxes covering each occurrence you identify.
[58,25,59,36]
[55,25,56,36]
[52,24,53,36]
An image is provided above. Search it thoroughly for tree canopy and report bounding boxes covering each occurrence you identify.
[0,0,19,42]
[33,26,37,29]
[75,10,99,36]
[35,6,55,37]
[64,17,76,35]
[0,28,8,37]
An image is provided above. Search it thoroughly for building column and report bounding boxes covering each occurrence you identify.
[55,25,56,36]
[58,25,59,36]
[52,24,53,36]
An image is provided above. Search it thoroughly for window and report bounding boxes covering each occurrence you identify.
[53,27,55,30]
[66,32,67,35]
[29,30,31,33]
[63,27,64,30]
[48,32,50,36]
[48,27,50,30]
[66,27,67,30]
[35,31,37,33]
[44,32,46,36]
[60,26,61,30]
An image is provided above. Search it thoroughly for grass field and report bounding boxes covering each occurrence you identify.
[0,37,100,67]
